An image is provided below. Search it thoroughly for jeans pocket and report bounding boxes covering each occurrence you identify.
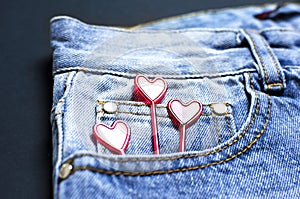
[94,100,237,155]
[56,70,271,182]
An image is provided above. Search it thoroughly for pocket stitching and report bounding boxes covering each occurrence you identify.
[97,107,229,118]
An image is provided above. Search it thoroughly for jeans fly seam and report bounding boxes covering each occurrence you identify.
[63,94,270,177]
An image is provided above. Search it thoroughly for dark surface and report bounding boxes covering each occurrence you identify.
[0,1,280,198]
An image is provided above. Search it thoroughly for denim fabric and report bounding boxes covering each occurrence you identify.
[50,3,300,198]
[137,3,300,30]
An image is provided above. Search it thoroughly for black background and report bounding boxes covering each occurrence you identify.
[0,1,281,198]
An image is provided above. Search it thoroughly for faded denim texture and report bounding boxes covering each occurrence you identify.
[50,3,300,198]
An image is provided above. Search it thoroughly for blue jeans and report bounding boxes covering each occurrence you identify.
[50,3,300,198]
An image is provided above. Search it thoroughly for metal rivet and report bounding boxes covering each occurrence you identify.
[59,163,73,179]
[212,103,227,115]
[103,102,117,113]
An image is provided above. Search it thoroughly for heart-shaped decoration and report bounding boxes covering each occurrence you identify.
[134,75,167,105]
[167,100,203,127]
[93,121,130,155]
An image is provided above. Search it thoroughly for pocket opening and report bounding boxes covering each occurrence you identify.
[95,99,237,155]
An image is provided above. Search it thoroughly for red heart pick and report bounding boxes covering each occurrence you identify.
[168,99,202,127]
[134,75,167,105]
[167,99,202,152]
[93,121,131,155]
[133,75,168,155]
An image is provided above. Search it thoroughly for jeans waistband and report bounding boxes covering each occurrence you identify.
[50,16,300,93]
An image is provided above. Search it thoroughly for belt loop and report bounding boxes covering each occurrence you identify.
[241,29,286,93]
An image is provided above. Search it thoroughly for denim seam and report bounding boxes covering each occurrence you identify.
[225,114,233,137]
[119,111,219,118]
[52,70,73,115]
[97,109,230,119]
[51,99,64,114]
[249,72,255,90]
[53,66,257,79]
[52,120,61,199]
[225,104,234,137]
[211,112,222,143]
[59,71,78,163]
[67,95,270,176]
[54,116,63,165]
[51,103,64,124]
[50,71,71,115]
[260,29,300,34]
[53,113,64,122]
[102,110,169,118]
[63,86,260,164]
[53,72,76,198]
[53,72,72,166]
[97,100,167,108]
